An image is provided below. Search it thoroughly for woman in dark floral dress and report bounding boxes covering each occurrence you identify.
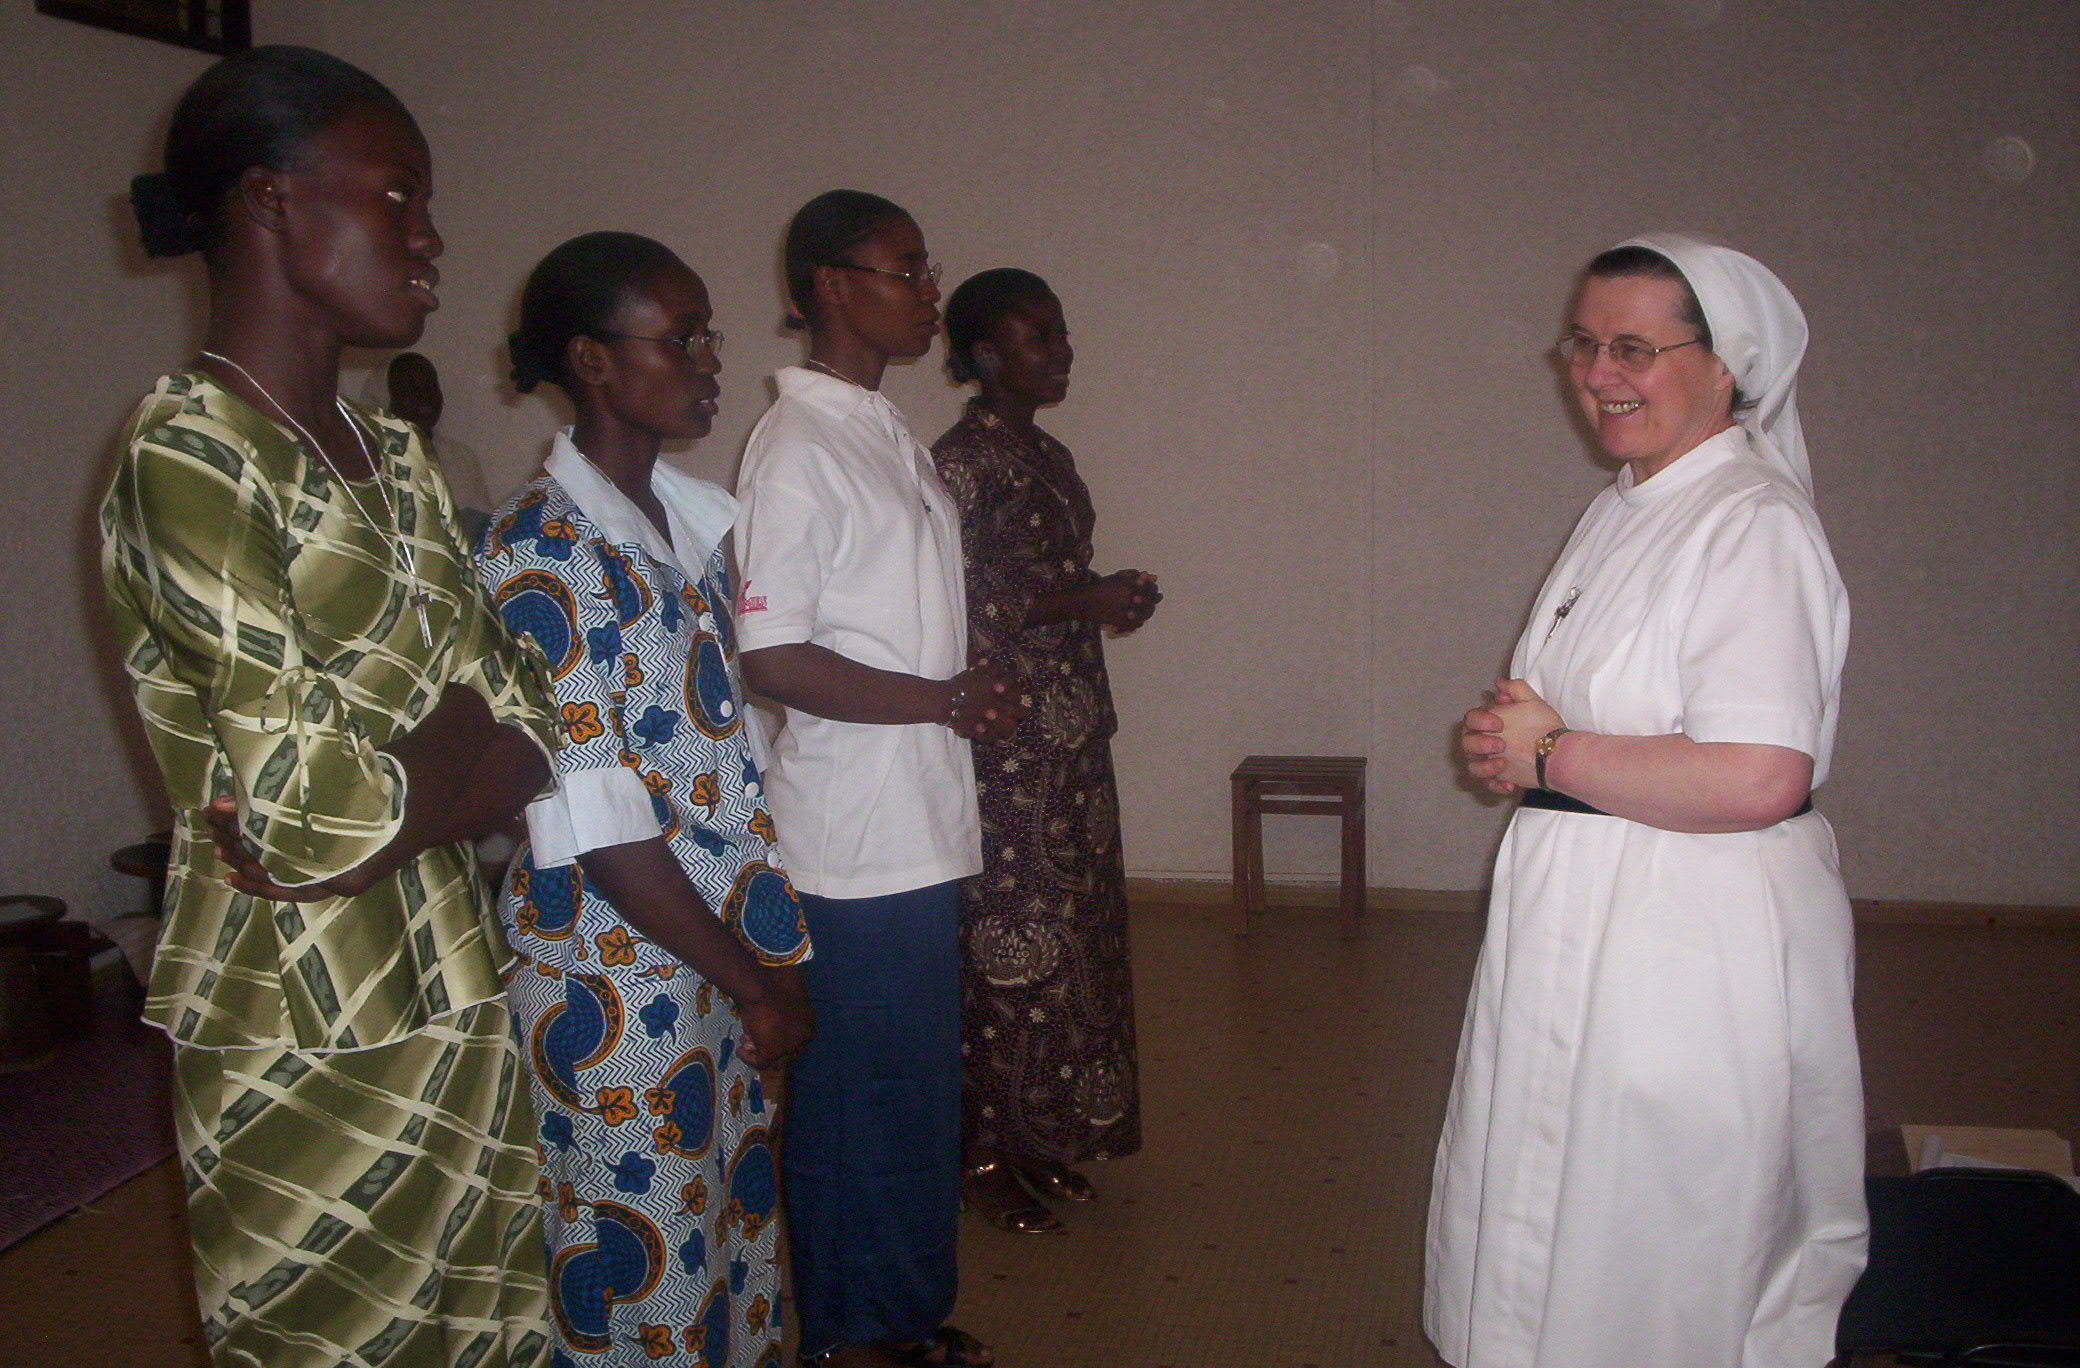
[932,269,1162,1233]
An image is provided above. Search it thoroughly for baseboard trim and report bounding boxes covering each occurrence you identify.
[1848,898,2080,927]
[1125,878,1481,916]
[1126,878,2080,927]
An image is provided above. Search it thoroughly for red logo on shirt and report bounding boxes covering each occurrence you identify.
[737,580,768,615]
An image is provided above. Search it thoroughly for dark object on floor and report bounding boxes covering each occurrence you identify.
[0,966,174,1251]
[0,897,111,1064]
[30,917,110,1040]
[1229,754,1367,939]
[1837,1167,2080,1367]
[0,896,66,1069]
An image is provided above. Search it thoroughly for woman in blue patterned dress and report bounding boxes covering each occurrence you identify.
[477,232,815,1368]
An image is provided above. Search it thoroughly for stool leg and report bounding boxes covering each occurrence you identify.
[1340,794,1364,939]
[1244,799,1265,929]
[1231,778,1252,935]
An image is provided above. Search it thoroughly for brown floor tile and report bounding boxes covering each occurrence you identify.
[2,902,2073,1367]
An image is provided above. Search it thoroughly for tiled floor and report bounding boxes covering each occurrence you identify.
[3,900,2075,1367]
[950,900,1479,1367]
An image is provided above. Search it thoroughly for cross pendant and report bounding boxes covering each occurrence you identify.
[410,590,434,647]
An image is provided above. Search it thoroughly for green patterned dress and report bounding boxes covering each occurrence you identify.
[100,372,559,1367]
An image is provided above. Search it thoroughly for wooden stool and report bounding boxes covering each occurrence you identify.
[1230,755,1366,938]
[109,831,172,918]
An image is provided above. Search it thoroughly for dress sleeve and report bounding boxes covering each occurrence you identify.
[732,449,840,654]
[106,415,405,885]
[932,437,1040,665]
[1677,492,1848,758]
[476,511,659,867]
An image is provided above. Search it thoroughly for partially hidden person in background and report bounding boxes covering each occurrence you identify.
[102,45,559,1367]
[732,189,1021,1368]
[1428,233,1864,1367]
[364,349,497,545]
[478,230,815,1368]
[932,268,1159,1235]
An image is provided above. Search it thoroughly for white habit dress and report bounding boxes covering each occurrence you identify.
[1425,426,1868,1368]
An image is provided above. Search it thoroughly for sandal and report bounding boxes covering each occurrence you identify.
[880,1324,995,1367]
[1013,1158,1097,1203]
[962,1157,1064,1234]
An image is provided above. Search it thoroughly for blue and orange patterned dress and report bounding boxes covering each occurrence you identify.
[476,432,810,1368]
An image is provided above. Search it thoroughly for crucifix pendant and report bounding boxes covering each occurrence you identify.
[410,591,434,647]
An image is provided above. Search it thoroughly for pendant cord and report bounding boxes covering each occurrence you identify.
[198,350,435,646]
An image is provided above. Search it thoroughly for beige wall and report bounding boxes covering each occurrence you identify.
[0,1,331,919]
[5,0,2074,919]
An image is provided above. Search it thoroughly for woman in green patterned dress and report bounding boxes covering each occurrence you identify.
[102,47,558,1367]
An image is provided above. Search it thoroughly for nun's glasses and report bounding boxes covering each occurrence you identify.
[1554,332,1704,373]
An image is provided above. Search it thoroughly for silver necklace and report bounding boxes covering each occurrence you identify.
[805,357,934,516]
[200,350,434,646]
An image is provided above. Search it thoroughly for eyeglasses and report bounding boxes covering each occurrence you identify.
[595,327,725,358]
[826,260,943,292]
[1554,332,1703,373]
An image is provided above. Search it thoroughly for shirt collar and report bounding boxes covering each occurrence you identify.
[544,428,736,573]
[962,395,1003,427]
[960,396,1055,448]
[1614,424,1746,506]
[776,364,915,426]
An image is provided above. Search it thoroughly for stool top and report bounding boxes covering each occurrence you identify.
[110,840,172,879]
[1232,755,1367,779]
[0,895,65,942]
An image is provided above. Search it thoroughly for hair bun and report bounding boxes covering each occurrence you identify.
[130,172,203,257]
[507,329,546,393]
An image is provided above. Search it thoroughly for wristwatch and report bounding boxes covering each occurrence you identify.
[1534,726,1573,790]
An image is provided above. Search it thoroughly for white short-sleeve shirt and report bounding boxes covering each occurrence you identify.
[732,366,981,898]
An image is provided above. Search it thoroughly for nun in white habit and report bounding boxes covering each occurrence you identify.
[1425,234,1867,1368]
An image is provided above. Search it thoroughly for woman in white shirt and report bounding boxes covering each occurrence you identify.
[733,190,1019,1368]
[1428,235,1866,1368]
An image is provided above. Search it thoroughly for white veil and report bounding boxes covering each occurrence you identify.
[1617,232,1814,497]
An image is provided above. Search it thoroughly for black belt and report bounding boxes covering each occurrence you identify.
[1520,788,1812,819]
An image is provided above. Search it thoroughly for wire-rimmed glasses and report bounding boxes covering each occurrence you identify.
[1554,332,1703,373]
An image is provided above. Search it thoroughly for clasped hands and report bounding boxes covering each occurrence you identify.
[1091,568,1161,633]
[946,659,1026,741]
[1460,678,1564,796]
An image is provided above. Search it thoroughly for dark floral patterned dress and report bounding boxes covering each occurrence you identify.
[931,399,1141,1166]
